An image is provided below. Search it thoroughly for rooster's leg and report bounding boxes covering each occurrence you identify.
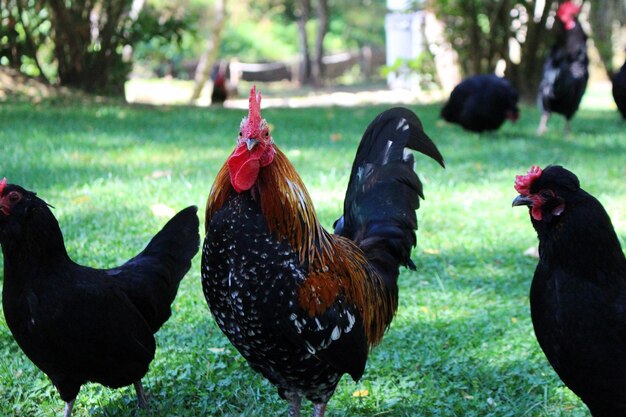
[63,400,75,417]
[285,391,302,417]
[564,119,571,136]
[537,112,550,136]
[312,403,327,417]
[134,380,148,409]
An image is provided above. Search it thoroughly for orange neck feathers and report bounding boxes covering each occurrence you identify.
[206,146,332,267]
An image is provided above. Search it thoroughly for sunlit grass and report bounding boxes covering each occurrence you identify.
[0,87,624,416]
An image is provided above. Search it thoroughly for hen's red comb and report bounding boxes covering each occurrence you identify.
[557,1,581,20]
[248,85,262,126]
[0,177,6,195]
[514,166,542,195]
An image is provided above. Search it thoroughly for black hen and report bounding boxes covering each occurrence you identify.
[440,74,520,133]
[612,58,626,119]
[202,87,444,417]
[513,165,626,416]
[537,1,589,135]
[0,179,199,417]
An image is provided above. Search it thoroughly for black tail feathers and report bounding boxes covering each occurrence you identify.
[335,107,443,288]
[120,205,200,332]
[143,205,201,272]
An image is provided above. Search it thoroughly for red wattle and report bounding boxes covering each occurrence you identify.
[228,144,262,193]
[531,206,543,221]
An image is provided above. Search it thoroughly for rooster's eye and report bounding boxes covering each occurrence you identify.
[265,131,269,137]
[239,131,242,137]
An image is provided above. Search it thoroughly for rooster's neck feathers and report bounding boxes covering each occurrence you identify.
[207,146,332,266]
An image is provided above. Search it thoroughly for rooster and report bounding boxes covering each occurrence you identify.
[537,1,589,135]
[513,165,626,416]
[201,87,444,416]
[0,179,200,417]
[441,74,520,133]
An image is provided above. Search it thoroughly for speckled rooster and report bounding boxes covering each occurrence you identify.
[201,86,444,417]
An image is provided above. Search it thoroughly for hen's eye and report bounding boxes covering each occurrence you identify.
[540,190,553,199]
[239,131,242,137]
[265,131,269,137]
[8,192,20,203]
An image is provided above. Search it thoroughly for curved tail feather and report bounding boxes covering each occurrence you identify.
[334,107,444,292]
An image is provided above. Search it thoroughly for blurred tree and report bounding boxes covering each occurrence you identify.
[1,0,193,96]
[588,0,626,77]
[296,0,312,83]
[1,0,53,81]
[189,0,226,102]
[429,0,557,100]
[46,0,140,95]
[311,0,329,83]
[429,0,626,99]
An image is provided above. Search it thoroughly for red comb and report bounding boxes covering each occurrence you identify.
[557,1,581,20]
[514,166,542,195]
[248,85,262,127]
[0,177,6,194]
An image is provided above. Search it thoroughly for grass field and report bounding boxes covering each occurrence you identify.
[0,87,624,417]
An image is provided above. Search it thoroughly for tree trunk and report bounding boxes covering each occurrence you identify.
[189,0,227,103]
[296,0,311,85]
[588,0,625,78]
[311,0,328,85]
[468,0,482,75]
[508,0,556,102]
[15,0,50,82]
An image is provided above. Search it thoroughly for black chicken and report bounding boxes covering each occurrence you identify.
[202,87,444,416]
[0,179,200,417]
[537,1,589,135]
[513,165,626,416]
[612,58,626,120]
[211,60,229,106]
[441,74,520,133]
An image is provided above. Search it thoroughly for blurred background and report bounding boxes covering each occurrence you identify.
[0,0,624,106]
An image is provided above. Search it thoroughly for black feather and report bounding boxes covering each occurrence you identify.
[441,74,520,132]
[335,107,444,289]
[612,60,626,119]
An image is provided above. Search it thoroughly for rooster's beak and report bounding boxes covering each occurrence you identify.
[512,195,533,207]
[246,138,259,151]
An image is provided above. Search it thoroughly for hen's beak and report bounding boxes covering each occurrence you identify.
[246,138,259,151]
[512,195,533,207]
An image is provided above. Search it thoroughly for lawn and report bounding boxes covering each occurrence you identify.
[0,88,624,417]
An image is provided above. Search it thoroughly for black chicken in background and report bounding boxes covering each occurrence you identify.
[211,60,230,106]
[537,1,589,135]
[513,166,626,416]
[612,57,626,120]
[0,178,200,417]
[441,74,520,133]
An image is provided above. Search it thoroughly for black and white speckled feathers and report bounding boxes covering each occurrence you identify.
[202,191,361,404]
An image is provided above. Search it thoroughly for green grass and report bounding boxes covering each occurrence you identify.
[0,90,625,417]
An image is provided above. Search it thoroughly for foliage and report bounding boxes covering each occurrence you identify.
[0,87,624,416]
[131,3,201,79]
[428,0,557,100]
[381,54,439,91]
[0,0,54,79]
[0,1,195,95]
